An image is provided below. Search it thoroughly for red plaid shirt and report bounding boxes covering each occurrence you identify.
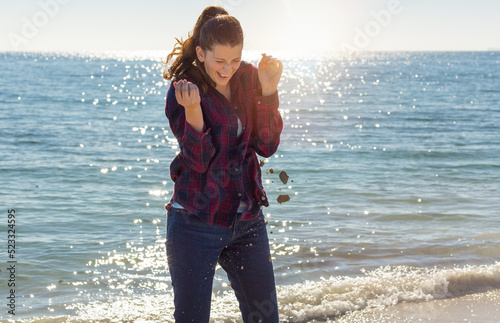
[165,61,283,227]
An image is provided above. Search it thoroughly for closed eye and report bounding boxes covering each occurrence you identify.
[216,59,241,63]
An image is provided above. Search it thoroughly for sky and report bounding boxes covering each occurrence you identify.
[1,0,500,53]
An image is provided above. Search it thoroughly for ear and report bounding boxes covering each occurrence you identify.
[196,46,205,62]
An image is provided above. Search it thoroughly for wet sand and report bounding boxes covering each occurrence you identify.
[279,170,289,184]
[333,289,500,323]
[277,194,291,204]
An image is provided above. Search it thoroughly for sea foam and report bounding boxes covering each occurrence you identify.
[277,262,500,322]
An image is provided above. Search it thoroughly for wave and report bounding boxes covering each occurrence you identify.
[12,262,500,323]
[277,262,500,322]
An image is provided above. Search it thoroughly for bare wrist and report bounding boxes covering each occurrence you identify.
[184,104,204,133]
[262,89,276,97]
[184,103,201,112]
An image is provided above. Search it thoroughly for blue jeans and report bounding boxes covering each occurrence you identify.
[165,207,279,323]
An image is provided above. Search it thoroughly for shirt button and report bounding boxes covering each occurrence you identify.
[238,193,242,197]
[234,106,238,109]
[235,168,238,172]
[257,101,261,104]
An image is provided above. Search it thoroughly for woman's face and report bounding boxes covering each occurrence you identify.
[197,43,243,92]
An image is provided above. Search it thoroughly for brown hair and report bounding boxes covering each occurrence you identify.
[162,6,244,94]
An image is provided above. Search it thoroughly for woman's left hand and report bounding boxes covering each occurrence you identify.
[258,53,283,96]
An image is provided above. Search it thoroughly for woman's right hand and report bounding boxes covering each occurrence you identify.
[173,79,205,133]
[173,79,201,110]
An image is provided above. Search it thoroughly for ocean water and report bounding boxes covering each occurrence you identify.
[1,50,499,322]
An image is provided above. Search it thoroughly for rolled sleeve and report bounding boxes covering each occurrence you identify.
[252,89,283,157]
[255,88,279,108]
[180,120,216,173]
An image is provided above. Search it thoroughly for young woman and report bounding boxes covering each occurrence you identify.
[163,5,283,323]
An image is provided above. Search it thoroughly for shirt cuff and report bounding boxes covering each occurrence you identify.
[183,120,211,144]
[255,89,279,109]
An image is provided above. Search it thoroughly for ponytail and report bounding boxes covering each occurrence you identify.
[163,6,228,93]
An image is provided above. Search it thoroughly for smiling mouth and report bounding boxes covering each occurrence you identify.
[218,72,230,80]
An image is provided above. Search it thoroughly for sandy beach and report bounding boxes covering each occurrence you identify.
[333,289,500,323]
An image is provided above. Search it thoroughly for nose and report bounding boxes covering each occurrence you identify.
[223,63,232,73]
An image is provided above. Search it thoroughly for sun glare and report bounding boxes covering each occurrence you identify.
[279,0,349,54]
